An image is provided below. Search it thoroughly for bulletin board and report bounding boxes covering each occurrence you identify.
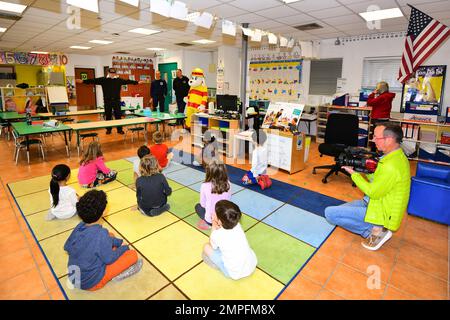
[249,59,303,102]
[112,56,155,108]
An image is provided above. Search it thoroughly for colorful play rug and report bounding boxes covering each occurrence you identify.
[7,155,343,300]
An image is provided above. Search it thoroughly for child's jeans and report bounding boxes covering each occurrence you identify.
[195,204,212,225]
[209,248,230,278]
[88,249,138,291]
[81,170,117,188]
[138,203,170,217]
[242,170,258,185]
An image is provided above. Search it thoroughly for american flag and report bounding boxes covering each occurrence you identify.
[398,6,450,83]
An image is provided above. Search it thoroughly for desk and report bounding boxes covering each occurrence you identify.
[68,117,160,155]
[134,110,187,137]
[38,110,104,119]
[0,112,27,121]
[11,122,72,162]
[299,113,317,135]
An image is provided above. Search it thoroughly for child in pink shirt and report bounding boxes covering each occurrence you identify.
[78,141,117,188]
[195,160,232,230]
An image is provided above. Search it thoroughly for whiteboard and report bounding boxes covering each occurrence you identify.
[46,86,68,104]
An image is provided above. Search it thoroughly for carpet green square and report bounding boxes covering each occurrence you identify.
[105,159,133,172]
[246,223,315,284]
[183,212,259,236]
[167,188,199,219]
[116,169,135,186]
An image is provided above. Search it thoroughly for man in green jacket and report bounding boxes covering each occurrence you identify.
[325,122,411,251]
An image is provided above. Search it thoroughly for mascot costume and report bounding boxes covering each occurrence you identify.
[184,68,208,128]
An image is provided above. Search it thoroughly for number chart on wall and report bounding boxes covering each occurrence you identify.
[249,60,302,102]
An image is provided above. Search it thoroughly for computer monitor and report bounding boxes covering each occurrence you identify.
[359,88,372,102]
[216,94,238,113]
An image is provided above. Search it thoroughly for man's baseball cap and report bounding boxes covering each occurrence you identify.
[108,68,117,73]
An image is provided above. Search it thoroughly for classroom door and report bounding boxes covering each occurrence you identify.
[158,62,177,112]
[75,68,97,110]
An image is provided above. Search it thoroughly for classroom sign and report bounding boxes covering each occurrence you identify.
[0,51,69,66]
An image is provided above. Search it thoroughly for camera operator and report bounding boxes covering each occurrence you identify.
[324,123,411,251]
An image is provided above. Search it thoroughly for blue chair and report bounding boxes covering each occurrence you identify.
[407,162,450,225]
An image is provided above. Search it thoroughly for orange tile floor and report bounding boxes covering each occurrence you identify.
[0,122,448,300]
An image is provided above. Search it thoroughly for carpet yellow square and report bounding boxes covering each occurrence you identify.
[175,263,284,300]
[134,221,208,280]
[105,208,179,243]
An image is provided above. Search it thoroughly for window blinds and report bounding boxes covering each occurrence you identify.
[309,58,343,95]
[362,57,402,91]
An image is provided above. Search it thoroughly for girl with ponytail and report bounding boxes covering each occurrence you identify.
[48,164,79,221]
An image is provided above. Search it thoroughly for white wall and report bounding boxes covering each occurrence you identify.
[217,46,241,96]
[316,37,450,114]
[156,49,218,88]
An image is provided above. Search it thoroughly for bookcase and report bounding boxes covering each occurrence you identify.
[390,118,450,165]
[191,114,240,158]
[0,86,46,112]
[316,105,372,147]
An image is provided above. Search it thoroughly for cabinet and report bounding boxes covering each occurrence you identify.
[0,86,47,112]
[390,118,450,165]
[191,114,240,158]
[316,105,372,147]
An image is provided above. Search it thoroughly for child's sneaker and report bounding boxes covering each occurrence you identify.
[262,175,272,188]
[46,210,57,221]
[112,259,143,282]
[193,160,201,166]
[197,219,211,230]
[258,177,266,190]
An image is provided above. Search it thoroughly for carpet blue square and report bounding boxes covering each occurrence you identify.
[231,189,284,220]
[262,204,335,248]
[166,167,206,186]
[163,161,187,174]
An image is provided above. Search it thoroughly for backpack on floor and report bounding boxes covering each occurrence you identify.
[257,175,272,190]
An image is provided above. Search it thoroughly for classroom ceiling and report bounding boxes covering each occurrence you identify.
[0,0,450,56]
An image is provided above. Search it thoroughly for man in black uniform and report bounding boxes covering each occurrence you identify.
[76,68,143,134]
[172,69,190,124]
[151,71,168,113]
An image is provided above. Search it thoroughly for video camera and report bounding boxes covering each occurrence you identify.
[337,147,380,174]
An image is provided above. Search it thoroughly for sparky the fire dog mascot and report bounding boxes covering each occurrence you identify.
[184,68,208,128]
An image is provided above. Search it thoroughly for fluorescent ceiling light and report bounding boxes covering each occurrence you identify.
[147,48,165,51]
[0,1,27,14]
[66,0,99,13]
[31,51,48,54]
[0,27,6,32]
[192,39,215,44]
[89,40,114,45]
[128,28,161,35]
[70,46,91,50]
[359,8,403,21]
[120,0,139,6]
[281,0,302,3]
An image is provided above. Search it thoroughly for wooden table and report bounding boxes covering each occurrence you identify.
[68,117,161,155]
[11,122,72,162]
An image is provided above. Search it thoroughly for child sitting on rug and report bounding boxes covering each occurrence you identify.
[193,130,219,167]
[202,200,257,280]
[47,164,79,221]
[136,155,172,216]
[150,131,173,170]
[241,130,271,190]
[64,190,142,291]
[78,141,117,188]
[133,145,150,181]
[195,160,231,230]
